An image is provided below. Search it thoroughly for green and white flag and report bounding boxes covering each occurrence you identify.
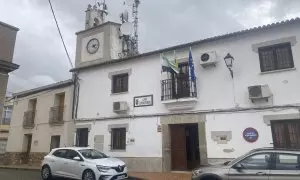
[161,55,179,74]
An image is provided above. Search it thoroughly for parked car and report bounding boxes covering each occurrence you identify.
[192,147,300,180]
[41,147,128,180]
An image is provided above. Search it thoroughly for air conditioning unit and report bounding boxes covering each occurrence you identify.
[200,51,217,67]
[248,85,272,102]
[113,101,129,113]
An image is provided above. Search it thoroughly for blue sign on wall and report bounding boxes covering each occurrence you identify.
[243,127,259,143]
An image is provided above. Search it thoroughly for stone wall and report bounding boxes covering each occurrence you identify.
[118,157,162,172]
[3,152,47,166]
[3,152,26,165]
[28,152,47,166]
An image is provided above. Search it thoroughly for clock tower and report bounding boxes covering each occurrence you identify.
[75,4,122,68]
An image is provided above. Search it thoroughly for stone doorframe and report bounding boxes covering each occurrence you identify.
[160,114,208,172]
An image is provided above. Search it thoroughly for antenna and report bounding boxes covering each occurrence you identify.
[97,0,108,23]
[132,0,140,55]
[119,0,140,58]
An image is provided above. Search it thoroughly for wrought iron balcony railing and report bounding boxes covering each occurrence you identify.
[23,110,35,128]
[49,106,64,125]
[161,78,197,101]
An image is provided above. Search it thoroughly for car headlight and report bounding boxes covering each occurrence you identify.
[192,169,203,176]
[97,165,110,172]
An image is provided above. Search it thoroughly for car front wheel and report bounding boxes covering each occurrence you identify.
[41,165,52,180]
[82,169,95,180]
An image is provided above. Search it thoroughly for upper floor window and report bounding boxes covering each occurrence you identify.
[112,73,128,93]
[258,43,294,72]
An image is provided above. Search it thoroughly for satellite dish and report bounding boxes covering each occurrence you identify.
[120,22,133,35]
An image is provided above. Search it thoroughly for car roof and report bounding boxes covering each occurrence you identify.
[51,147,94,151]
[251,147,300,154]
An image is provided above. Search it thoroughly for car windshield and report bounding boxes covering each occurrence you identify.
[79,149,108,159]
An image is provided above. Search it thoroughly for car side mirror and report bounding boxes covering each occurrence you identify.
[73,156,82,161]
[234,163,243,171]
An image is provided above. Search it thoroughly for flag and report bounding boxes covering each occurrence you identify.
[161,55,179,74]
[188,48,196,81]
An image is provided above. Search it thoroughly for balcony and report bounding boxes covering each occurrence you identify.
[23,110,35,128]
[49,106,64,125]
[161,78,198,111]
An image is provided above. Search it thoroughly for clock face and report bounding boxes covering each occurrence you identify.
[86,38,99,54]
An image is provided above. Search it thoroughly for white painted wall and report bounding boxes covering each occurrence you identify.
[206,109,299,159]
[79,117,162,157]
[6,85,74,153]
[76,22,300,159]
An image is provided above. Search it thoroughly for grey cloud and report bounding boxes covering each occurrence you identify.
[1,0,299,93]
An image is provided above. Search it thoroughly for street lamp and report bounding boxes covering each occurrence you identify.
[224,53,234,78]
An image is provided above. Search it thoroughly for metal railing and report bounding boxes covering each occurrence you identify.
[161,77,197,101]
[23,110,35,128]
[49,106,64,124]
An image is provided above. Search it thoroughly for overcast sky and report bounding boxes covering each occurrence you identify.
[1,0,300,94]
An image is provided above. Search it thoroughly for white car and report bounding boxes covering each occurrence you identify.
[41,147,128,180]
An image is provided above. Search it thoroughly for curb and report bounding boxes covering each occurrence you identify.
[0,166,40,172]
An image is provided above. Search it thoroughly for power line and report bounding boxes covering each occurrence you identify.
[48,0,74,68]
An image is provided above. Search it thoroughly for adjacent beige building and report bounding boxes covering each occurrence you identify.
[4,80,74,165]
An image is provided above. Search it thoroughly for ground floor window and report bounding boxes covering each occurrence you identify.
[111,128,126,150]
[50,135,61,151]
[76,128,89,147]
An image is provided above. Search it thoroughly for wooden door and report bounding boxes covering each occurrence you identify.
[171,125,187,170]
[271,120,300,148]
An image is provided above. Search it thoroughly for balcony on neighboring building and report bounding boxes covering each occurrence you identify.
[161,77,198,111]
[23,110,35,128]
[49,106,64,125]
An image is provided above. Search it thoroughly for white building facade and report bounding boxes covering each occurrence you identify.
[72,18,300,172]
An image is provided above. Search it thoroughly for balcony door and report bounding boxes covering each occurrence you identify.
[172,62,190,99]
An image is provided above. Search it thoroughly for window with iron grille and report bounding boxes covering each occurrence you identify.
[111,128,126,150]
[258,43,294,72]
[112,73,128,93]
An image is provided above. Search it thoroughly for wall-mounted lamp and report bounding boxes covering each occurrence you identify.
[224,53,235,78]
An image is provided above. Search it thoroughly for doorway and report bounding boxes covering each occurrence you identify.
[76,128,89,147]
[170,124,200,171]
[271,120,300,148]
[23,134,32,164]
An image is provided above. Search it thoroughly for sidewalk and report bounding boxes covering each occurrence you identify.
[0,165,192,180]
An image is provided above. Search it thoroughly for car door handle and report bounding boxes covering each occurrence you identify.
[80,164,85,167]
[64,162,68,164]
[256,172,266,176]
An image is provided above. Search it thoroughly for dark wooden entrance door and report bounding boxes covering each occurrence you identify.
[271,120,300,148]
[170,125,187,170]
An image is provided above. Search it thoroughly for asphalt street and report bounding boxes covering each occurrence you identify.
[0,169,140,180]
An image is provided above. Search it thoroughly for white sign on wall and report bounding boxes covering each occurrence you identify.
[134,95,153,107]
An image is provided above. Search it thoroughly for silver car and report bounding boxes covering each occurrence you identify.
[192,148,300,180]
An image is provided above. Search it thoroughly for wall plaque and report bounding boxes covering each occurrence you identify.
[134,95,153,107]
[243,127,259,143]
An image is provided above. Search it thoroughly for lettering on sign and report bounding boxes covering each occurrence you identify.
[134,95,153,107]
